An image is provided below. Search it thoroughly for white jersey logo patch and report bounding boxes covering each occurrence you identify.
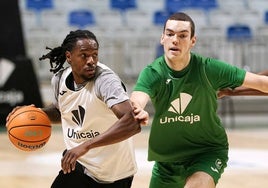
[71,105,85,127]
[168,93,192,114]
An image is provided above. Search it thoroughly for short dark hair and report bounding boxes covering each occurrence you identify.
[164,12,195,38]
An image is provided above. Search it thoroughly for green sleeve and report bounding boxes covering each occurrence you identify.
[133,66,160,98]
[204,58,246,90]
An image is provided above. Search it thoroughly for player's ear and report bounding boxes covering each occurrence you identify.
[65,51,71,64]
[191,36,196,47]
[160,33,164,45]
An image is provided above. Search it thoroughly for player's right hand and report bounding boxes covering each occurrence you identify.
[5,104,35,125]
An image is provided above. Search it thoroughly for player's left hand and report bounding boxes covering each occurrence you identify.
[61,145,88,174]
[133,106,149,126]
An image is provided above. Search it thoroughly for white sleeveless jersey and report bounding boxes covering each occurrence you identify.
[51,63,137,182]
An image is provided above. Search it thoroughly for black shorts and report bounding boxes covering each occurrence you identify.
[51,150,134,188]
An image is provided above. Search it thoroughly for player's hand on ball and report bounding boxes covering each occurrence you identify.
[6,104,36,125]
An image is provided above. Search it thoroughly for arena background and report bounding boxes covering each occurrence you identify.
[1,0,268,187]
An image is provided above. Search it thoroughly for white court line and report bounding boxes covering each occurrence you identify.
[227,148,268,170]
[0,148,268,176]
[135,148,268,171]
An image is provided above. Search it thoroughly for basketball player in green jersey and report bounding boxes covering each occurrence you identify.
[131,12,268,188]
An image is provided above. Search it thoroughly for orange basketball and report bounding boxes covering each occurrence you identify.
[6,106,51,151]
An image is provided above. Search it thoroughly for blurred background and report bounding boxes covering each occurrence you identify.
[0,1,268,188]
[19,0,268,80]
[2,0,267,127]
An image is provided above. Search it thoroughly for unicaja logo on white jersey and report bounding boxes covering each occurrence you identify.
[160,93,200,125]
[67,105,100,140]
[71,105,85,127]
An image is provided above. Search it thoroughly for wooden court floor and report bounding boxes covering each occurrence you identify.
[1,126,268,188]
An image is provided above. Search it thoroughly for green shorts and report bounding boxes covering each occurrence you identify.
[149,151,228,188]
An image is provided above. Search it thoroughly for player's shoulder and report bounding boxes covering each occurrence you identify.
[95,62,115,76]
[51,66,71,88]
[94,62,121,84]
[143,56,165,76]
[53,66,71,79]
[191,52,227,69]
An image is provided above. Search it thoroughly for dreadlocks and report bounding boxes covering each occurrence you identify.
[39,30,99,73]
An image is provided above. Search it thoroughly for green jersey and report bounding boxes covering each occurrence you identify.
[134,53,246,162]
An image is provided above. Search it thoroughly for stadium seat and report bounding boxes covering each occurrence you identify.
[136,0,164,14]
[20,10,39,30]
[140,25,163,39]
[165,0,218,15]
[26,0,53,11]
[236,9,262,32]
[110,0,137,25]
[227,24,252,41]
[165,0,193,13]
[95,9,123,27]
[257,25,268,37]
[209,9,236,30]
[126,9,152,28]
[246,41,268,73]
[41,9,68,30]
[153,11,171,26]
[183,9,208,35]
[199,25,225,38]
[156,44,164,58]
[25,0,54,25]
[217,0,247,11]
[193,0,218,11]
[56,0,110,12]
[265,11,268,24]
[248,0,268,15]
[68,10,95,28]
[124,39,157,77]
[110,0,137,11]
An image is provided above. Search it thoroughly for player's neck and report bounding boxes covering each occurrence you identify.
[165,53,190,71]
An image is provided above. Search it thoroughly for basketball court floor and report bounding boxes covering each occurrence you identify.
[1,126,268,188]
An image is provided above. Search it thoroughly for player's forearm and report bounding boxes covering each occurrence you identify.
[257,70,268,76]
[41,104,61,124]
[226,87,268,96]
[83,111,141,150]
[130,91,149,109]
